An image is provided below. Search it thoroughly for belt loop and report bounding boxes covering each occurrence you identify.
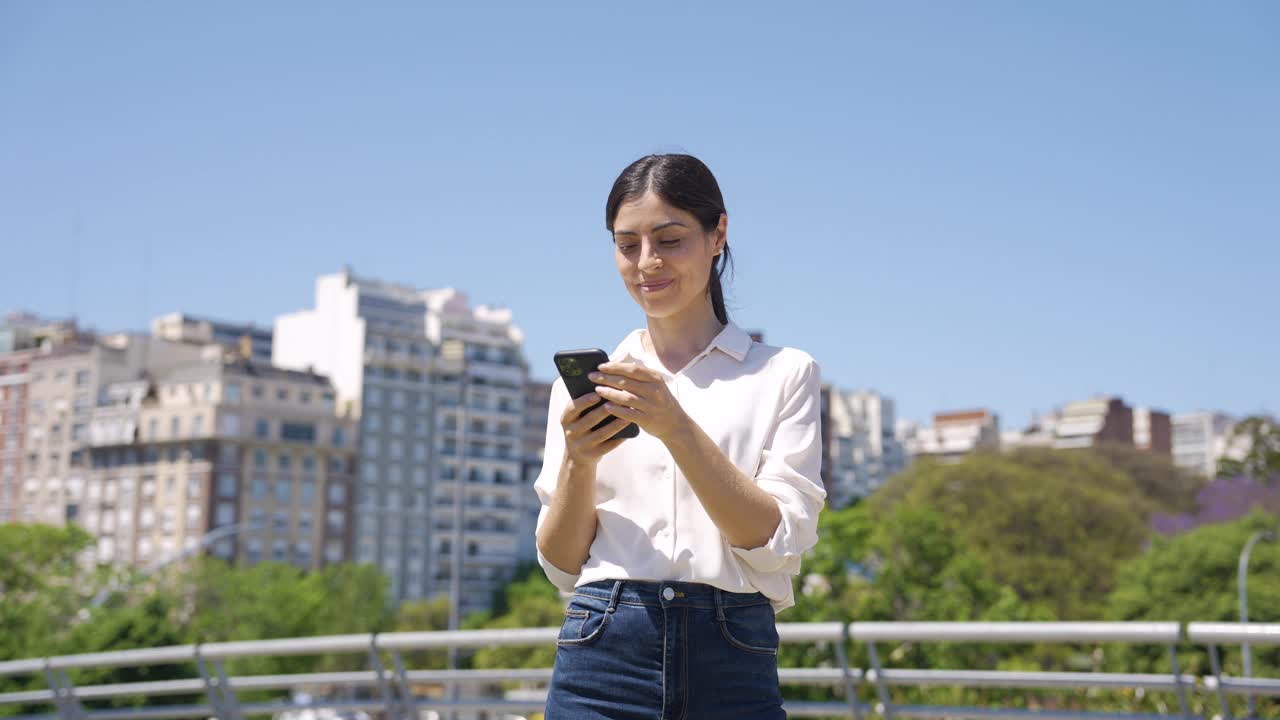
[606,579,623,613]
[713,587,726,621]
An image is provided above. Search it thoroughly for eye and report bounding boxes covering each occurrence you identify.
[617,243,638,254]
[659,238,682,247]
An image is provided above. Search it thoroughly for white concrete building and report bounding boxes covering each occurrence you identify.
[1172,412,1251,478]
[904,409,1001,462]
[273,269,528,612]
[824,388,906,507]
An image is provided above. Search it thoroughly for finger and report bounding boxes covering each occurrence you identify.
[561,393,600,423]
[586,416,638,446]
[595,385,644,409]
[569,401,615,433]
[598,362,662,382]
[602,401,643,423]
[595,435,629,455]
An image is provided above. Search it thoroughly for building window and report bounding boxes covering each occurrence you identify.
[216,502,235,526]
[192,415,205,437]
[300,480,315,504]
[280,422,316,443]
[171,417,181,437]
[251,385,264,399]
[302,455,316,474]
[274,480,291,504]
[278,454,292,472]
[221,414,241,436]
[225,383,241,404]
[251,478,267,498]
[328,483,346,504]
[255,419,270,439]
[276,388,288,402]
[332,427,345,446]
[254,449,268,469]
[75,370,90,387]
[300,391,311,404]
[390,415,404,434]
[217,473,237,497]
[363,437,379,456]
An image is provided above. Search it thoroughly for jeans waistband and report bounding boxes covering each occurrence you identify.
[575,579,770,610]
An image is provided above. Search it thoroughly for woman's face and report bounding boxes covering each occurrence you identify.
[612,191,725,321]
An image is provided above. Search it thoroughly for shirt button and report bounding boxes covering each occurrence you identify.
[662,587,675,601]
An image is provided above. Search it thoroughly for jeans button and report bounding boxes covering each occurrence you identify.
[662,587,675,601]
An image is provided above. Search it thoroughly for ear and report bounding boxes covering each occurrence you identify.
[712,213,727,256]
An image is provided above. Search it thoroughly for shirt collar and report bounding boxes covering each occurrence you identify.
[611,321,754,365]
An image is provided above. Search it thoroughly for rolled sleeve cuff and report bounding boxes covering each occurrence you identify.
[536,547,581,594]
[730,500,806,575]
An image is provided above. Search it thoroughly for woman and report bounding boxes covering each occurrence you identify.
[534,153,826,719]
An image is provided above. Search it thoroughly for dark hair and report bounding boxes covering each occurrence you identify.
[605,154,733,325]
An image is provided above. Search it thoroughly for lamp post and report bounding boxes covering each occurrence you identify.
[1238,529,1275,720]
[88,518,282,609]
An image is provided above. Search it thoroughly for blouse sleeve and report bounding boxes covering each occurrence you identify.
[730,354,827,574]
[532,378,581,592]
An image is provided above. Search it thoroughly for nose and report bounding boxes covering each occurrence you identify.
[638,240,663,273]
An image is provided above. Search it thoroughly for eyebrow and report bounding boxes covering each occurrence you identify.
[613,221,689,237]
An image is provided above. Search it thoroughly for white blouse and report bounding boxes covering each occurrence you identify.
[533,321,827,613]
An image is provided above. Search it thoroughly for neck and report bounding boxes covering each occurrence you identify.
[642,298,725,363]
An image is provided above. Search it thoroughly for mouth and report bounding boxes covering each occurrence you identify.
[639,279,674,293]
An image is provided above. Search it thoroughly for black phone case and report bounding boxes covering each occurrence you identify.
[553,349,640,439]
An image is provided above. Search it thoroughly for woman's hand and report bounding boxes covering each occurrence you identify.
[560,391,632,466]
[590,362,691,443]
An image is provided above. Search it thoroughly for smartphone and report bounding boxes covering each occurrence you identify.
[553,348,640,439]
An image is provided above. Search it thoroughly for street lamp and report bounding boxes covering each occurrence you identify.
[1238,529,1275,720]
[88,518,284,609]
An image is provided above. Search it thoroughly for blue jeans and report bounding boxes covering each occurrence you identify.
[544,579,784,719]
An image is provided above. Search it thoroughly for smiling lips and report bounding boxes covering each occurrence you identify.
[639,279,674,293]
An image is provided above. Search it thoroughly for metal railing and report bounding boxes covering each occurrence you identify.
[1,621,1276,720]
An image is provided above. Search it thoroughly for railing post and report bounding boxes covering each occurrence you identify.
[369,635,405,720]
[865,640,893,720]
[834,624,863,720]
[194,646,242,720]
[389,647,418,718]
[1167,642,1192,720]
[41,660,85,720]
[1207,642,1232,720]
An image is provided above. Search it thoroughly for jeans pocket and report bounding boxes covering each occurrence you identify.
[718,602,779,655]
[556,595,613,647]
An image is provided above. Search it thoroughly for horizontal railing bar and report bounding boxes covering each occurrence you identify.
[779,667,864,685]
[889,705,1184,720]
[851,622,1181,644]
[870,669,1198,691]
[75,678,205,699]
[1203,675,1280,696]
[784,700,864,717]
[48,644,197,670]
[377,627,557,649]
[1186,623,1280,646]
[0,658,46,677]
[0,689,55,704]
[83,703,213,720]
[228,671,378,691]
[199,634,374,659]
[779,622,846,643]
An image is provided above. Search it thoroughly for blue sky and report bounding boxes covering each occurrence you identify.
[2,1,1276,428]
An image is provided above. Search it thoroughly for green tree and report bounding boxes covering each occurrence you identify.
[870,450,1149,618]
[393,595,451,670]
[0,524,98,662]
[468,563,565,671]
[1089,443,1205,515]
[1218,416,1280,484]
[1105,510,1280,718]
